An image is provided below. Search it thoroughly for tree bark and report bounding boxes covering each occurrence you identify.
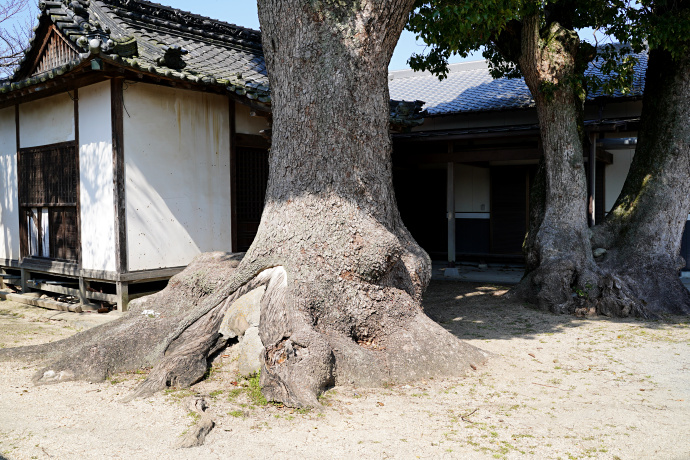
[510,15,600,313]
[591,49,690,317]
[252,0,486,406]
[0,0,487,408]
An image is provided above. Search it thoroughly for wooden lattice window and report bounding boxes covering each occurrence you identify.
[18,142,79,262]
[237,147,269,222]
[236,147,269,251]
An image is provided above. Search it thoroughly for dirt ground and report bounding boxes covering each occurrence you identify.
[1,281,689,460]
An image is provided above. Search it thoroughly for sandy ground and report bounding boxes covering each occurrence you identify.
[1,281,689,460]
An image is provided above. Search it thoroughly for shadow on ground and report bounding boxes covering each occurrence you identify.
[423,280,690,342]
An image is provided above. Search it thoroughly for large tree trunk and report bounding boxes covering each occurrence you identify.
[250,0,486,406]
[590,49,690,317]
[510,15,600,313]
[0,0,487,408]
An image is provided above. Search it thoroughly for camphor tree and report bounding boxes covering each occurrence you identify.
[407,0,690,317]
[0,0,487,408]
[590,0,690,317]
[408,0,611,313]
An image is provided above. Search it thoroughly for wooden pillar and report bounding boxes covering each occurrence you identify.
[20,268,28,293]
[111,78,128,274]
[116,281,129,312]
[229,99,238,252]
[78,276,88,305]
[74,89,82,267]
[447,159,456,267]
[587,133,597,227]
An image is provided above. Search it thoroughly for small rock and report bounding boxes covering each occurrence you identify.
[237,327,263,376]
[219,286,265,339]
[593,248,607,258]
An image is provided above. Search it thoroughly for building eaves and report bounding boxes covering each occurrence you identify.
[0,0,270,104]
[388,53,648,117]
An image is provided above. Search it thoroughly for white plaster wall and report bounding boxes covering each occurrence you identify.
[454,164,490,213]
[604,149,634,212]
[79,81,116,272]
[0,107,20,261]
[19,92,75,148]
[235,103,270,134]
[123,83,231,271]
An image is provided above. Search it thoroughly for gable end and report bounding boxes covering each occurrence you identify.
[27,25,79,78]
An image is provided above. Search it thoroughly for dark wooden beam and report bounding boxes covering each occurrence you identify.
[15,104,27,260]
[398,147,541,165]
[586,120,640,133]
[249,109,271,119]
[227,93,272,114]
[588,133,596,227]
[446,150,455,267]
[111,78,128,274]
[395,129,540,143]
[73,88,82,267]
[595,148,614,165]
[229,99,238,253]
[0,68,106,110]
[236,133,270,149]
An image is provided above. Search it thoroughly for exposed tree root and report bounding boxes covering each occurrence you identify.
[1,0,491,412]
[0,246,489,408]
[511,251,690,319]
[125,266,282,401]
[176,396,215,449]
[0,252,251,389]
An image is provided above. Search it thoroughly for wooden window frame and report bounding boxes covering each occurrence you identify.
[17,141,80,263]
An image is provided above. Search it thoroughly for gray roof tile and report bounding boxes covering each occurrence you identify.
[1,0,269,100]
[389,54,647,116]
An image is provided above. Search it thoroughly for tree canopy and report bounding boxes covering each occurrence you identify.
[405,0,690,96]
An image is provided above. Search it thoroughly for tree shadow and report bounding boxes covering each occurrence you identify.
[423,280,690,342]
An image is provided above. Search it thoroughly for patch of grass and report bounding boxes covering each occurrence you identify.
[227,388,243,401]
[228,410,245,418]
[163,388,196,400]
[247,372,268,406]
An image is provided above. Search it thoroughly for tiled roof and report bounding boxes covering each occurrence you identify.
[2,1,648,120]
[1,0,269,102]
[388,53,648,117]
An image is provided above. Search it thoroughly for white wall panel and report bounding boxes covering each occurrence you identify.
[123,83,231,271]
[236,103,269,134]
[0,107,19,260]
[454,164,490,213]
[604,149,634,212]
[19,93,75,148]
[79,81,116,272]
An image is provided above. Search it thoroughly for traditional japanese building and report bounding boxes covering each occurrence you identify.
[1,0,684,312]
[0,0,272,311]
[386,58,690,269]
